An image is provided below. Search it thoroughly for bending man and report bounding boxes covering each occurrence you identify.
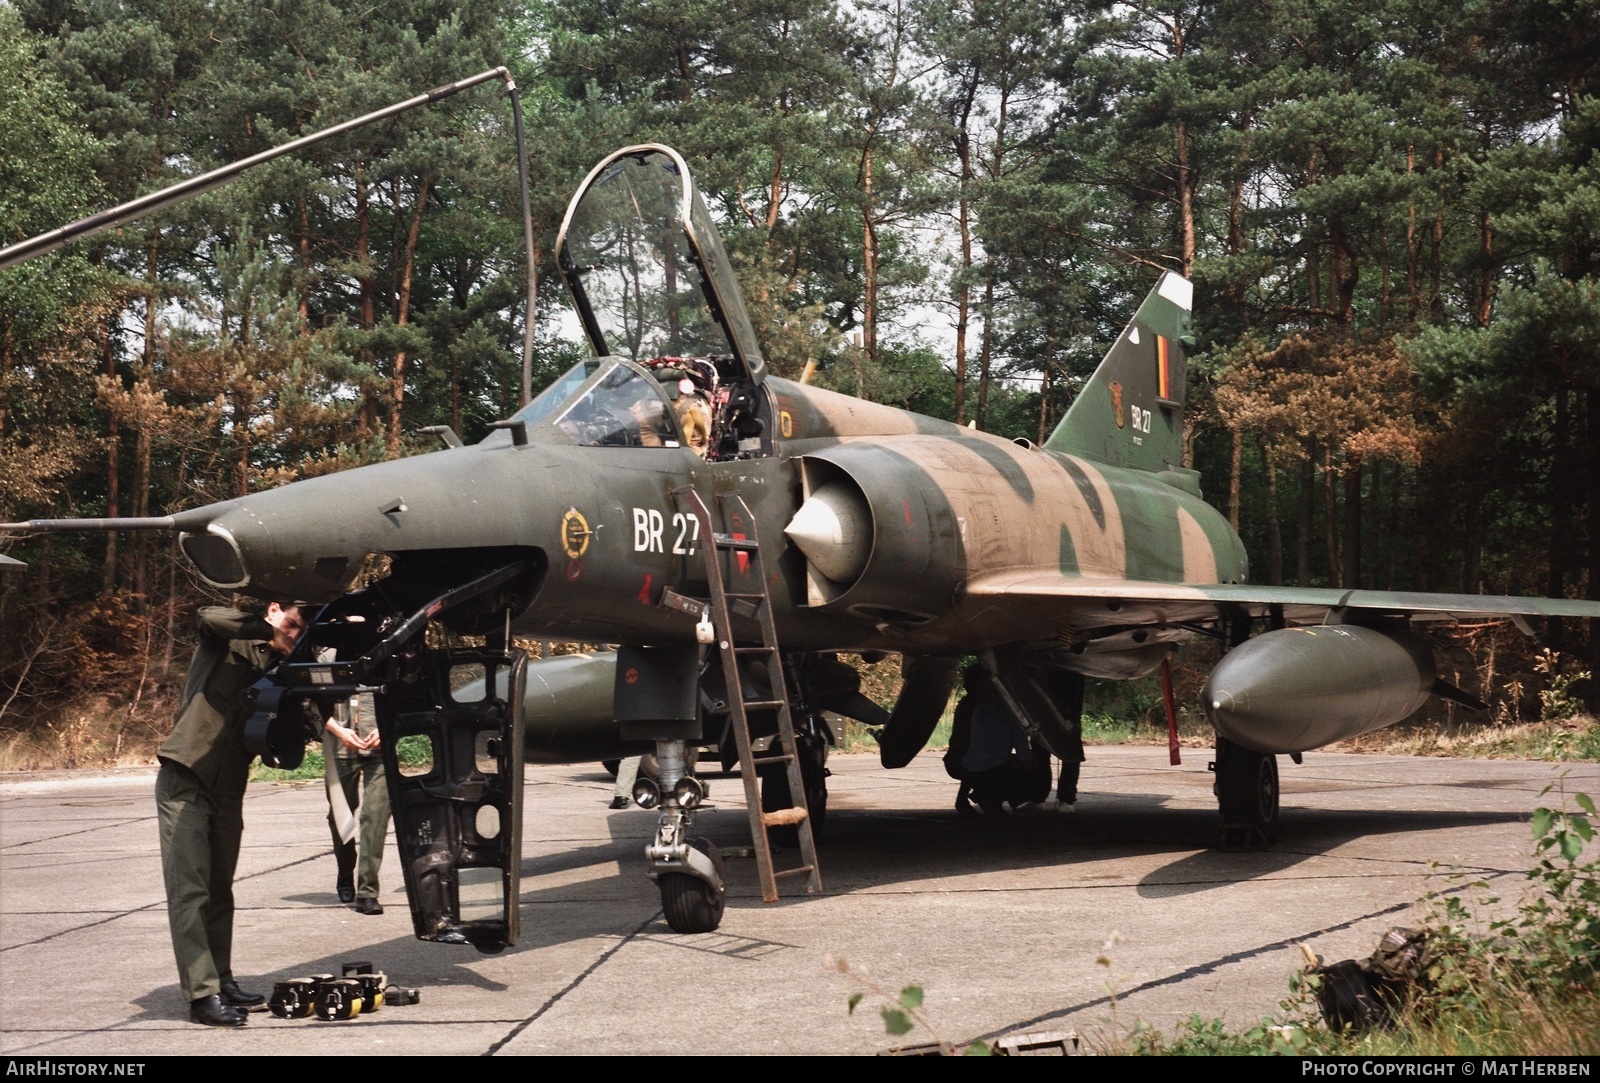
[156,602,304,1027]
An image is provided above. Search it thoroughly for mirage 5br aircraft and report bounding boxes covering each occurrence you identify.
[7,134,1600,953]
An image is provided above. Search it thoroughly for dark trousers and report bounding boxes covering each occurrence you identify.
[968,757,1050,813]
[155,758,243,1002]
[325,737,391,900]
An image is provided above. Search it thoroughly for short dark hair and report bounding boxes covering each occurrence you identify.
[962,664,990,693]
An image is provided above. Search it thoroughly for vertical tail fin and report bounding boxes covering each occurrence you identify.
[1045,272,1193,474]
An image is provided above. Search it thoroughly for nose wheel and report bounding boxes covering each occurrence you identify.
[659,836,727,933]
[1213,736,1279,848]
[645,739,728,933]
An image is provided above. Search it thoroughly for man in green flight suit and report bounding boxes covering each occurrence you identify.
[156,602,306,1027]
[324,690,390,915]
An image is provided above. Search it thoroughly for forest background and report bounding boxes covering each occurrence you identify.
[1,0,1597,758]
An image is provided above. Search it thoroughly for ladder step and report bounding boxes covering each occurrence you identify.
[762,807,809,827]
[682,488,822,903]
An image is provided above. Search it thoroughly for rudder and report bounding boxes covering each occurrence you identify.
[1045,272,1193,475]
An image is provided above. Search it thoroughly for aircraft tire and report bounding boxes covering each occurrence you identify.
[1215,737,1279,843]
[660,837,726,933]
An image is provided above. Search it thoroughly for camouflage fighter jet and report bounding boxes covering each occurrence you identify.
[6,141,1599,951]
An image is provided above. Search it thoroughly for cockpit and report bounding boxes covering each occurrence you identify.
[481,145,772,461]
[493,356,696,452]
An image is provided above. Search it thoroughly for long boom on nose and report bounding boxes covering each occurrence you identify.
[1,508,222,539]
[0,507,223,572]
[2,516,184,532]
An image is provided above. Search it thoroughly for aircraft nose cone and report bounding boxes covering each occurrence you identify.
[179,515,252,589]
[784,479,871,583]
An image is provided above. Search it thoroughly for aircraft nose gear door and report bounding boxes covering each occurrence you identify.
[376,648,527,954]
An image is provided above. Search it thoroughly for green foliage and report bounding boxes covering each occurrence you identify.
[836,959,993,1055]
[1135,1014,1308,1056]
[251,747,327,784]
[1535,650,1593,724]
[250,734,431,782]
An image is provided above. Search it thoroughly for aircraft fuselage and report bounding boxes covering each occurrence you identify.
[176,374,1246,676]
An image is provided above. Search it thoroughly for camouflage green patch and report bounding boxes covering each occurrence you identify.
[1054,455,1106,530]
[953,438,1035,503]
[1116,481,1183,581]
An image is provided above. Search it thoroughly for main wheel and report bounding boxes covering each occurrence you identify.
[660,837,726,933]
[759,736,828,845]
[1215,736,1279,844]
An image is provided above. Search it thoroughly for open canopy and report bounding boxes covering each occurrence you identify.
[555,145,766,385]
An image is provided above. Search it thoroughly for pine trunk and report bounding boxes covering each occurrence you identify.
[357,167,378,436]
[1261,437,1282,585]
[1228,427,1242,530]
[1586,388,1600,712]
[387,176,430,457]
[1343,458,1362,588]
[1297,452,1314,585]
[1405,143,1420,321]
[1324,446,1341,588]
[101,315,118,595]
[861,146,878,369]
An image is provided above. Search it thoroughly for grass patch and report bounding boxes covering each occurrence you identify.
[1080,711,1148,744]
[250,747,326,783]
[250,734,433,783]
[1344,715,1600,761]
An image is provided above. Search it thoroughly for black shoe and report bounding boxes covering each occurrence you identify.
[608,796,629,809]
[337,872,355,904]
[220,980,266,1011]
[190,994,247,1028]
[355,896,384,916]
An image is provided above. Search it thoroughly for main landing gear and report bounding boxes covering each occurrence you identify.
[1212,735,1279,849]
[758,726,829,847]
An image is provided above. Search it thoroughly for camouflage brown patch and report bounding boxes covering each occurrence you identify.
[1176,505,1219,583]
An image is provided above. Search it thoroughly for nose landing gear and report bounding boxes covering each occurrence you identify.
[645,738,727,933]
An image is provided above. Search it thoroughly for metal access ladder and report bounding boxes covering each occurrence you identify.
[672,487,823,903]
